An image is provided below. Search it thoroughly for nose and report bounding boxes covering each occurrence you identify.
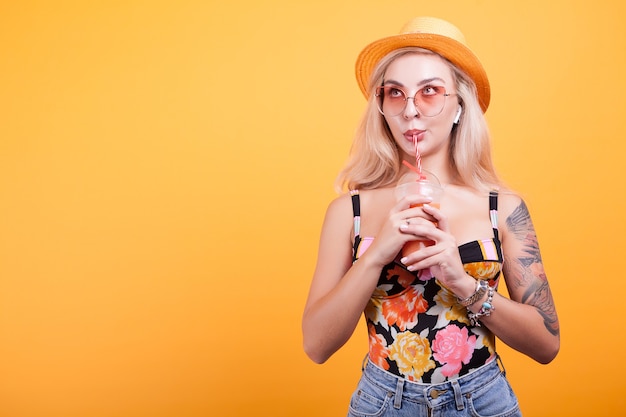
[403,97,420,119]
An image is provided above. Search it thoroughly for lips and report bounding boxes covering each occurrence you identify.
[404,130,425,142]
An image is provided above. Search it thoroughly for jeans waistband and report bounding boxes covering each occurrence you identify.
[361,355,505,410]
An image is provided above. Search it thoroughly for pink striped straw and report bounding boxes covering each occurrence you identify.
[413,134,426,179]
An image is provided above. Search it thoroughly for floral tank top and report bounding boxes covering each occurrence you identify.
[351,190,503,384]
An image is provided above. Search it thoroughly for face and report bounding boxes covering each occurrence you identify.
[380,53,459,162]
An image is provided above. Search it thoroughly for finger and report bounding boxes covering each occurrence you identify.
[405,194,434,206]
[394,195,434,214]
[391,198,414,214]
[405,226,453,250]
[400,220,440,238]
[400,207,437,225]
[422,203,448,231]
[402,242,454,272]
[402,249,440,271]
[399,218,412,231]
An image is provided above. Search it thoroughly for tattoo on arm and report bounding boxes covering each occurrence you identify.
[505,201,560,336]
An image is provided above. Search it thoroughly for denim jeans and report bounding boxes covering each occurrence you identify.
[347,356,521,417]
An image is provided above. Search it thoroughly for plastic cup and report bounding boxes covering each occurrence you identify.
[394,170,443,258]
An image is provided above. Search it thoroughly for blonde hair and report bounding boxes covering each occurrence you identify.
[335,48,503,193]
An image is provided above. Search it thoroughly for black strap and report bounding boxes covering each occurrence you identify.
[350,191,361,261]
[489,190,499,242]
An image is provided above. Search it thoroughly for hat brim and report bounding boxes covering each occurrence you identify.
[355,33,490,112]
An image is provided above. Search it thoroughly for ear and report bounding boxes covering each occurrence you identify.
[453,106,462,124]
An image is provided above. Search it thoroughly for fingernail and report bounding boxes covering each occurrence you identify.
[400,257,408,264]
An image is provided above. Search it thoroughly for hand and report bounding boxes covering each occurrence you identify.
[399,203,473,294]
[360,194,435,269]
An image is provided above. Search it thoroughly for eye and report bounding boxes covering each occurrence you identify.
[421,86,443,96]
[388,87,404,98]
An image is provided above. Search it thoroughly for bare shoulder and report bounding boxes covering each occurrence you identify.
[309,192,356,295]
[321,192,356,241]
[325,192,354,221]
[496,190,536,238]
[350,188,394,236]
[326,188,394,238]
[498,188,544,291]
[497,190,524,217]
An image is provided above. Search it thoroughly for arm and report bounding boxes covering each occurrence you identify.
[472,195,560,363]
[302,193,425,364]
[301,195,383,364]
[387,193,560,364]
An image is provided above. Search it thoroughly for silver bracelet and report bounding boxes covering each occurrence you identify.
[457,279,488,307]
[468,285,495,327]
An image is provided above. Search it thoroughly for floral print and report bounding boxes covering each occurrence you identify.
[351,191,503,384]
[360,264,499,383]
[368,324,390,370]
[388,331,436,381]
[382,286,428,331]
[432,325,477,377]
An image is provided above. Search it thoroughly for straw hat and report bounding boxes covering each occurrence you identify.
[355,16,490,112]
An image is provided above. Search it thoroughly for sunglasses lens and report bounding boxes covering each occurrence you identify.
[376,86,447,117]
[417,86,447,117]
[376,86,406,116]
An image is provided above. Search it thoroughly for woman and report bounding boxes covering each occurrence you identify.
[302,17,559,416]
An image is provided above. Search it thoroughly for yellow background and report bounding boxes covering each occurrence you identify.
[1,1,625,416]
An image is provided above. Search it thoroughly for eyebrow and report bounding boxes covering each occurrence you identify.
[383,77,446,87]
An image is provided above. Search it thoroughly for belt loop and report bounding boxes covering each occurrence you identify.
[393,378,404,409]
[496,354,506,376]
[451,380,464,411]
